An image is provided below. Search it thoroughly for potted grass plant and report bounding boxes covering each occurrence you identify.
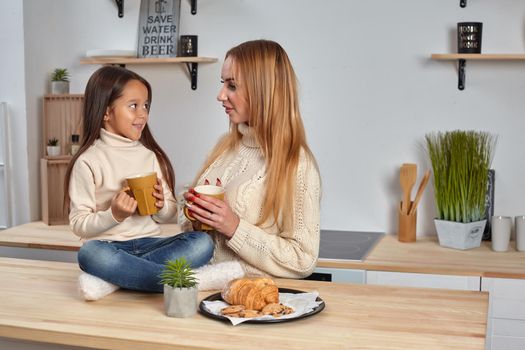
[159,257,198,318]
[50,68,70,94]
[426,130,497,250]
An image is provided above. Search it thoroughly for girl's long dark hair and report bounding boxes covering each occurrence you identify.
[64,66,175,209]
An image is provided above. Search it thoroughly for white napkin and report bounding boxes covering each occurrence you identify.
[202,291,323,326]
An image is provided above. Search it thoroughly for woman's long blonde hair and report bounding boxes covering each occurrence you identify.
[196,40,317,230]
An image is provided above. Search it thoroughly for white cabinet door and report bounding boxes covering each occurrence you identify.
[0,102,12,229]
[366,271,480,291]
[482,277,525,350]
[312,267,365,284]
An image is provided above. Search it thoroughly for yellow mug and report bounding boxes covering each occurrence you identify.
[125,172,158,216]
[184,185,225,231]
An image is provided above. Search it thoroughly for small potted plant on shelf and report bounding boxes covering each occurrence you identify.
[425,130,497,250]
[46,137,61,157]
[159,257,198,318]
[50,68,70,94]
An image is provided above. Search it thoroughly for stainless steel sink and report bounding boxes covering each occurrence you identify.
[319,230,384,262]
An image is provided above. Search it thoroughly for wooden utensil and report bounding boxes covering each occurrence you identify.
[400,163,417,214]
[408,170,431,215]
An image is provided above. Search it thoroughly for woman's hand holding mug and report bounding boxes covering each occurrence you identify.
[184,185,239,238]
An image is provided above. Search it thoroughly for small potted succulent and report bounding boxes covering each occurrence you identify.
[46,137,61,157]
[426,130,497,250]
[50,68,70,94]
[159,257,198,318]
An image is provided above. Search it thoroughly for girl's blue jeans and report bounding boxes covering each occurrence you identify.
[77,232,214,292]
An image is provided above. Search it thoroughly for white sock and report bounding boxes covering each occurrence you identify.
[78,272,119,301]
[194,261,245,291]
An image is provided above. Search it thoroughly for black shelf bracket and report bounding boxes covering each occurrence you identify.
[458,59,466,90]
[115,0,124,18]
[186,62,198,90]
[190,0,197,15]
[460,0,466,8]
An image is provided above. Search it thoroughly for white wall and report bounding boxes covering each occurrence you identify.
[18,0,525,235]
[0,0,30,226]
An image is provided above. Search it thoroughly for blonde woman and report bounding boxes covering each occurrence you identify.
[184,40,321,284]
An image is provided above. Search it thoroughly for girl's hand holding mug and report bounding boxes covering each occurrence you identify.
[111,190,137,222]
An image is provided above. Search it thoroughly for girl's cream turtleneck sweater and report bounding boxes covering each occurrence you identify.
[69,128,177,241]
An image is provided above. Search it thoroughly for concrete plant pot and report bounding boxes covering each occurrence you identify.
[46,145,61,157]
[434,219,486,250]
[164,284,198,318]
[51,81,69,94]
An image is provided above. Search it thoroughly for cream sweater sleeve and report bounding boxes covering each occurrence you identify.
[226,155,321,278]
[69,159,119,239]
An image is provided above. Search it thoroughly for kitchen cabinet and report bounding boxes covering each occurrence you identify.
[311,267,365,284]
[482,277,525,350]
[366,270,481,291]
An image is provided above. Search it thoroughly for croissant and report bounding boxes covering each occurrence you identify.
[221,277,279,311]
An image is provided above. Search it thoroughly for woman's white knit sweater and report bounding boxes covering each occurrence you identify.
[69,128,177,241]
[193,123,321,278]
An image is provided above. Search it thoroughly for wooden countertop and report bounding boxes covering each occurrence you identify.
[0,221,181,251]
[1,222,524,279]
[0,257,487,350]
[317,234,525,279]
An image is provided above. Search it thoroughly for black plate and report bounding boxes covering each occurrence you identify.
[199,288,325,324]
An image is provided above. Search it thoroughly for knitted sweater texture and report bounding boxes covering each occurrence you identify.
[193,124,321,278]
[69,128,177,241]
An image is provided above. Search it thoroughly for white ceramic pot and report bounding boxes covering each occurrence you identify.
[164,284,198,318]
[46,145,61,157]
[51,81,69,94]
[434,219,486,250]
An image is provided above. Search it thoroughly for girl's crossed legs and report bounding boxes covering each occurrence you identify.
[78,231,214,292]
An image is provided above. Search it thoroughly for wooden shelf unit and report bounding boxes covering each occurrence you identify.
[41,94,84,225]
[80,56,218,90]
[42,94,84,157]
[431,53,525,90]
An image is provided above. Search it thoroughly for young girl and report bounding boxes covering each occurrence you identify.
[65,66,214,301]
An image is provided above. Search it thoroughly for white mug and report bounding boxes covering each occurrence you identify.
[515,215,525,252]
[492,216,512,252]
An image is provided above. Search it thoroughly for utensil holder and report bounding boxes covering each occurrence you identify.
[398,202,416,242]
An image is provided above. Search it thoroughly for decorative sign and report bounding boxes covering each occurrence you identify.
[457,22,483,54]
[137,0,181,58]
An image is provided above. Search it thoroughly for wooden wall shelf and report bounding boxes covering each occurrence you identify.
[431,53,525,60]
[80,56,218,90]
[431,53,525,90]
[114,0,198,17]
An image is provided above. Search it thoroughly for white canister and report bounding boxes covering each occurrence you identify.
[515,215,525,252]
[491,216,512,252]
